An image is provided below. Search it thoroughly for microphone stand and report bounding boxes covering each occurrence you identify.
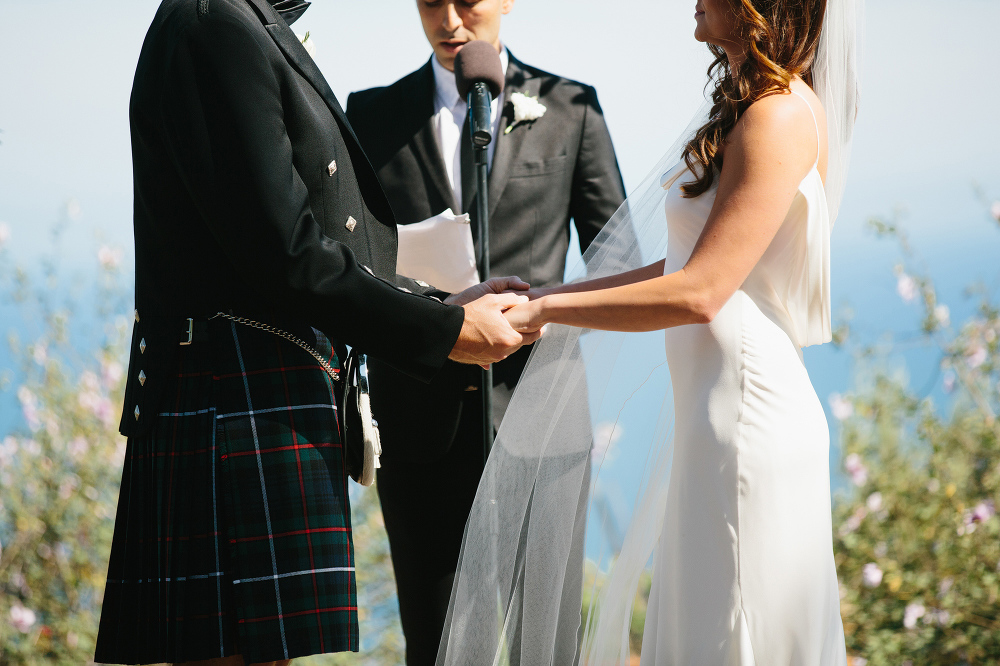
[467,81,494,463]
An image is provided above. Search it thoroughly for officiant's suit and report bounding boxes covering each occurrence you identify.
[347,52,626,663]
[94,0,472,663]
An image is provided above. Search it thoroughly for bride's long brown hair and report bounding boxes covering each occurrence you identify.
[682,0,827,197]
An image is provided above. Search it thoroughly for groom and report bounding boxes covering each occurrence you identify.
[346,1,626,662]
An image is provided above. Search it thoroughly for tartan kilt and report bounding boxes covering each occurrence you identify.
[95,318,358,664]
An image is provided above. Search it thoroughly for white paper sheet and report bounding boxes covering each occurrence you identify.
[396,208,479,294]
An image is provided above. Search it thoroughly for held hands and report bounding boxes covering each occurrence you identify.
[503,296,547,334]
[447,277,543,366]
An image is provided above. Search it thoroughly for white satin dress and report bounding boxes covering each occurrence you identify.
[640,92,848,665]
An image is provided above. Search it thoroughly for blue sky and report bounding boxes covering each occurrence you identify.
[1,0,999,553]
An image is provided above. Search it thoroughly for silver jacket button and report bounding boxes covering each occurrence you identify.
[134,405,141,420]
[415,280,430,288]
[345,216,357,232]
[138,370,146,386]
[139,338,147,354]
[327,160,337,176]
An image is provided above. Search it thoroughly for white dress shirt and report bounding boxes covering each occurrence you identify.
[430,47,509,210]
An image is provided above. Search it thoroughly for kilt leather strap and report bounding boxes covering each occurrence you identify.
[209,312,341,382]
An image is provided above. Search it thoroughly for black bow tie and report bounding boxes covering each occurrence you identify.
[269,0,311,25]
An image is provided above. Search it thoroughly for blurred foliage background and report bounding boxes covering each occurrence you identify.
[1,201,999,664]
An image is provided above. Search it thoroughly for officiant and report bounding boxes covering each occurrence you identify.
[346,1,626,661]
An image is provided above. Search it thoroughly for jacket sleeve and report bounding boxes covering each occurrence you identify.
[569,86,628,253]
[160,11,463,381]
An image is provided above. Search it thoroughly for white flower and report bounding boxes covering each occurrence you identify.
[991,201,1000,222]
[32,343,48,366]
[505,92,547,134]
[903,602,926,629]
[298,32,316,58]
[896,272,917,303]
[0,222,9,249]
[933,304,950,328]
[844,453,868,486]
[829,393,853,421]
[9,603,36,633]
[98,245,123,270]
[866,492,883,512]
[966,345,987,369]
[927,477,941,493]
[862,562,883,587]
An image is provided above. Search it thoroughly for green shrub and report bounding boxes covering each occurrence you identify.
[833,211,1000,664]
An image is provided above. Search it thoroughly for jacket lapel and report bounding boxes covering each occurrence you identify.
[245,0,366,163]
[487,53,538,218]
[408,61,462,215]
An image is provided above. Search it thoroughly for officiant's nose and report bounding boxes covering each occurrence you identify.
[416,0,514,72]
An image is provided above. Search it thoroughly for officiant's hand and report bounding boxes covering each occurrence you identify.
[449,292,542,366]
[444,276,531,307]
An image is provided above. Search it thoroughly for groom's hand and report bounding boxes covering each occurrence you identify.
[448,292,542,366]
[445,276,530,307]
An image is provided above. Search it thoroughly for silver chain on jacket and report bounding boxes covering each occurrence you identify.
[209,312,341,383]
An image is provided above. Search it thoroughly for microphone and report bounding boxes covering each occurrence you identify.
[454,41,505,148]
[453,40,506,462]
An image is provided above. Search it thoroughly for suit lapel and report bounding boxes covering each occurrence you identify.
[487,53,538,218]
[408,61,462,215]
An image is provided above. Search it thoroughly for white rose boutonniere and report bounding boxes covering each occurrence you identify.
[297,31,316,58]
[505,92,547,134]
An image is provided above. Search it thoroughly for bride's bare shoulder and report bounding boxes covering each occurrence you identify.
[727,81,828,180]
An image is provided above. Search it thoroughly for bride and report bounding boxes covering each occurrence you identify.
[437,0,860,663]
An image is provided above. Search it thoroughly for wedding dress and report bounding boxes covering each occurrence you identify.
[639,91,847,665]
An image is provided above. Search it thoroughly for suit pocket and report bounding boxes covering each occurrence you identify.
[509,154,568,178]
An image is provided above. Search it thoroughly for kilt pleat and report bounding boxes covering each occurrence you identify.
[96,319,358,664]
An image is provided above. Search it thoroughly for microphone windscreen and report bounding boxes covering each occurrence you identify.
[454,41,505,99]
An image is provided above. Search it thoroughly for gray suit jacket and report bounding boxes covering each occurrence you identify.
[346,53,625,454]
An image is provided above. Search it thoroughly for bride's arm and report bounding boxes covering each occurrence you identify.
[507,91,823,333]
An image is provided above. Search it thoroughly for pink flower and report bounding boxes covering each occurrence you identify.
[844,453,868,486]
[903,602,926,629]
[862,562,883,588]
[839,505,867,536]
[942,372,956,394]
[972,500,995,524]
[98,245,123,270]
[8,604,36,633]
[829,393,853,421]
[866,492,883,512]
[896,273,917,303]
[17,386,40,432]
[101,359,124,388]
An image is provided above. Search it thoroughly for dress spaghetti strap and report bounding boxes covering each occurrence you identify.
[789,89,821,168]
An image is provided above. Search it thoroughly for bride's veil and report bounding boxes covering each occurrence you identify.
[435,1,862,663]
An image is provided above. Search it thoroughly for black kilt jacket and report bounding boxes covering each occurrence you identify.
[119,0,464,440]
[97,0,465,662]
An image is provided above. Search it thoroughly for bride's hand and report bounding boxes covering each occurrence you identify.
[501,287,551,301]
[503,297,547,333]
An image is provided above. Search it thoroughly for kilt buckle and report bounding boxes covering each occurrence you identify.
[180,318,195,346]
